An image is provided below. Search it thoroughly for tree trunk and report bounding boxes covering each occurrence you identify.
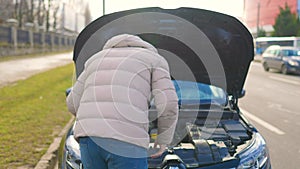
[18,0,23,28]
[37,0,45,27]
[53,6,59,30]
[46,0,51,32]
[29,0,34,23]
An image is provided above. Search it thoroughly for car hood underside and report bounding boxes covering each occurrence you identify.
[73,7,254,96]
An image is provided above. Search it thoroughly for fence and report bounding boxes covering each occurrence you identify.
[0,25,77,57]
[0,26,11,43]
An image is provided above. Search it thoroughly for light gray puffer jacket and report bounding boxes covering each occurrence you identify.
[66,34,178,149]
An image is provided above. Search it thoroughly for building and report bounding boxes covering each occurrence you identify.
[244,0,300,35]
[61,0,87,33]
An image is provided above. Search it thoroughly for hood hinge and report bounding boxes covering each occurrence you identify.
[229,94,240,113]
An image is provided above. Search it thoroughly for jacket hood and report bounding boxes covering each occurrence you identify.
[73,7,254,96]
[103,34,158,53]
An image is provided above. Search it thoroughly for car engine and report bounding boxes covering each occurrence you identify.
[147,108,253,168]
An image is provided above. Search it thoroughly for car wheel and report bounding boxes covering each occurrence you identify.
[263,62,269,71]
[281,65,288,74]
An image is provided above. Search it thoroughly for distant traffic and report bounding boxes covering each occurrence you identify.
[255,36,300,55]
[254,37,300,75]
[261,45,300,74]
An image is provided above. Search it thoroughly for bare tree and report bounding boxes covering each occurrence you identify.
[24,0,31,23]
[14,0,19,22]
[46,0,51,31]
[17,0,23,27]
[13,0,31,27]
[37,0,46,28]
[28,0,34,23]
[52,5,60,30]
[0,1,14,23]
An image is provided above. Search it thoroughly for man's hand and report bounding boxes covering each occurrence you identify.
[150,141,167,158]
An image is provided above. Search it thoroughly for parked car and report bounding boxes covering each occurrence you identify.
[262,45,300,74]
[58,7,272,169]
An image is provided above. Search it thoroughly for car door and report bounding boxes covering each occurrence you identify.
[271,49,283,69]
[273,49,284,69]
[264,49,277,68]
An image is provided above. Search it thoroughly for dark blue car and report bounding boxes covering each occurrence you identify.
[262,45,300,74]
[58,7,272,169]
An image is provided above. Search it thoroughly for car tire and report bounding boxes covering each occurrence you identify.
[281,65,288,74]
[263,62,269,71]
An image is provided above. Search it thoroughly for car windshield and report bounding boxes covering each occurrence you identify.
[173,80,227,105]
[282,49,300,57]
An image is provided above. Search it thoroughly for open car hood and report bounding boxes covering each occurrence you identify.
[73,7,254,96]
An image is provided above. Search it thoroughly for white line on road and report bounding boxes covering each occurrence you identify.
[269,76,300,85]
[240,108,285,135]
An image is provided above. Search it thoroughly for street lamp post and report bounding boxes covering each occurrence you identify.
[256,0,260,37]
[103,0,105,15]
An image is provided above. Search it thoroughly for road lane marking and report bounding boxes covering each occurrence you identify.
[269,76,300,85]
[240,108,285,135]
[267,102,299,116]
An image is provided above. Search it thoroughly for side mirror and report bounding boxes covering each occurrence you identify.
[65,88,72,97]
[238,89,246,98]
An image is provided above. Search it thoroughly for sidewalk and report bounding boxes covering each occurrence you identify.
[0,52,73,87]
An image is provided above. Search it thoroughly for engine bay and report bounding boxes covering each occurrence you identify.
[147,108,253,168]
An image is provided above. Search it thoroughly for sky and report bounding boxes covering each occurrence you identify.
[88,0,244,20]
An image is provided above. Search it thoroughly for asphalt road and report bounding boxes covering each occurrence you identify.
[239,62,300,169]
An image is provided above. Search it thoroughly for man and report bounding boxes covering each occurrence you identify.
[66,34,178,169]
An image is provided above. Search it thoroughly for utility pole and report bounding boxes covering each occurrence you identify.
[243,0,246,20]
[256,1,260,37]
[103,0,105,15]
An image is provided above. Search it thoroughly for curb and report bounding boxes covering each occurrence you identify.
[34,116,75,169]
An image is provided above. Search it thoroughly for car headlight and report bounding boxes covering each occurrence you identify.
[288,60,299,66]
[65,136,83,169]
[66,149,83,169]
[237,133,269,169]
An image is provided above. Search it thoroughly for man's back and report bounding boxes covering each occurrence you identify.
[67,34,178,150]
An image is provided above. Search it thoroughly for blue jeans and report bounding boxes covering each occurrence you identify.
[79,137,148,169]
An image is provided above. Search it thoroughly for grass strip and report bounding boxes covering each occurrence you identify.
[0,64,74,168]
